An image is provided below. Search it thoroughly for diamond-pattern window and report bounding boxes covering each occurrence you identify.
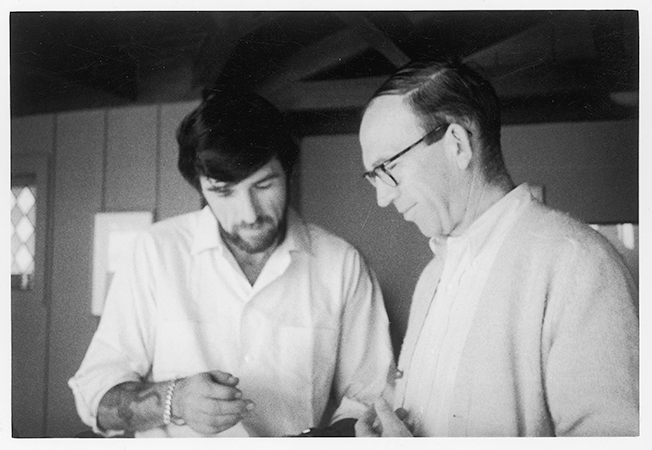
[11,183,36,290]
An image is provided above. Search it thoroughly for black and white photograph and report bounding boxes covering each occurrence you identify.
[5,1,648,448]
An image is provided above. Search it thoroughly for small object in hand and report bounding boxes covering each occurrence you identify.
[291,418,357,437]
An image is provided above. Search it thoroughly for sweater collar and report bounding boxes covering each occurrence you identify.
[429,183,534,259]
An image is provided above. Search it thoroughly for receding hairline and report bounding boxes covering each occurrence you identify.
[364,88,475,137]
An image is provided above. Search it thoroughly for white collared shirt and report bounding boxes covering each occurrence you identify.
[69,207,394,437]
[398,185,534,436]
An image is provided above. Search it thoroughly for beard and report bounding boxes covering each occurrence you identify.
[219,212,287,255]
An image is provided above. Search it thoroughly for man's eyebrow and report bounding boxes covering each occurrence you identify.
[205,180,233,190]
[254,172,281,183]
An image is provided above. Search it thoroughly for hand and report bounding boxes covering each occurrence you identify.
[172,370,254,435]
[355,398,413,437]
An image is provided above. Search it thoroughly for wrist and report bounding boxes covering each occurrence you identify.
[163,379,186,426]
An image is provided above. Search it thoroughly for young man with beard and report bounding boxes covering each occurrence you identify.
[69,90,394,438]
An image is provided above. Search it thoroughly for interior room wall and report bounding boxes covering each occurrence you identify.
[11,107,638,437]
[502,120,638,224]
[299,134,432,354]
[11,101,200,437]
[11,115,55,438]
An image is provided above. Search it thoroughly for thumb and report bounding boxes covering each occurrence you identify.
[355,407,379,437]
[373,398,413,437]
[373,398,395,416]
[207,370,239,386]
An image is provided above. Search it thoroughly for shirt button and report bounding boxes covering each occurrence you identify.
[244,355,253,363]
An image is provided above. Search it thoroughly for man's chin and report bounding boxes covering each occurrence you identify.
[414,221,439,239]
[230,229,279,254]
[220,214,287,255]
[239,239,276,254]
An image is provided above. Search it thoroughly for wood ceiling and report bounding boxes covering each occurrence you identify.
[10,10,638,133]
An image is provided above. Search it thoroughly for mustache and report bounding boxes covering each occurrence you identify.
[236,216,274,229]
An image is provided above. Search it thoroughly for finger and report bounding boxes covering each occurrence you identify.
[204,379,244,400]
[355,407,379,437]
[208,370,239,386]
[188,412,243,435]
[192,396,253,416]
[373,398,412,437]
[395,407,409,422]
[207,413,243,434]
[208,398,255,416]
[205,371,242,399]
[374,398,408,423]
[373,398,395,417]
[184,399,252,431]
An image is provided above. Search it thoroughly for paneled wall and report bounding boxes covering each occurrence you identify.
[11,106,638,437]
[11,101,200,437]
[502,120,638,224]
[11,115,55,438]
[48,110,106,437]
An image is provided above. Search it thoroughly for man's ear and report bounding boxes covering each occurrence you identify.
[447,123,473,171]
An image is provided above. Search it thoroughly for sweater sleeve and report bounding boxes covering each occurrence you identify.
[543,234,638,436]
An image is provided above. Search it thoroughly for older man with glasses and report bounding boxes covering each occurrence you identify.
[355,59,638,437]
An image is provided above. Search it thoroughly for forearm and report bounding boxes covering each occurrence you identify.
[97,380,170,433]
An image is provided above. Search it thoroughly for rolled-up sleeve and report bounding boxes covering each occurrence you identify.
[68,233,157,435]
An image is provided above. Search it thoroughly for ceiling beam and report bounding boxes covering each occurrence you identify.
[259,13,410,110]
[194,12,281,88]
[465,12,598,92]
[267,76,388,111]
[335,12,411,68]
[257,27,370,98]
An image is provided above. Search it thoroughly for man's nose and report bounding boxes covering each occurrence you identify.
[375,182,397,208]
[238,191,260,224]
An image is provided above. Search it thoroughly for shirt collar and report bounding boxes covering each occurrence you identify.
[191,206,312,256]
[428,183,533,259]
[275,208,313,256]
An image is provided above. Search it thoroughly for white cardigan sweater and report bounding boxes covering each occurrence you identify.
[397,200,638,436]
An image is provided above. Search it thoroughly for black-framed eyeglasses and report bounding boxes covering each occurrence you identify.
[363,123,451,188]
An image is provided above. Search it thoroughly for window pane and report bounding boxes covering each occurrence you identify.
[11,183,36,290]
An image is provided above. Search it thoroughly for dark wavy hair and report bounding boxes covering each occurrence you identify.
[368,59,511,186]
[177,89,299,191]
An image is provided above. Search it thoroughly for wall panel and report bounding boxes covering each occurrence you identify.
[300,134,431,354]
[11,114,55,156]
[105,106,158,212]
[157,101,201,221]
[47,109,105,437]
[502,120,638,223]
[10,116,55,437]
